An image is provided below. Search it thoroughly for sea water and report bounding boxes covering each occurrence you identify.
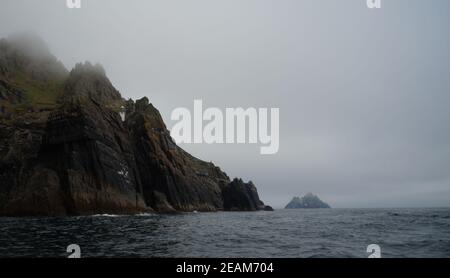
[0,208,449,258]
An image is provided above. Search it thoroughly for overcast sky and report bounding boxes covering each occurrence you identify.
[1,0,450,208]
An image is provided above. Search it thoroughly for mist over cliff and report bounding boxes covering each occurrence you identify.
[0,34,272,216]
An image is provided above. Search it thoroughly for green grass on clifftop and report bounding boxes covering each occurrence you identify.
[2,71,65,113]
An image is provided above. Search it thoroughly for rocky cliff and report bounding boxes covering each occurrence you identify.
[0,34,271,216]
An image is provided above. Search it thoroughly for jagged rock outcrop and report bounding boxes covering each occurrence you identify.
[126,96,229,212]
[222,178,273,211]
[0,34,271,216]
[60,62,122,108]
[285,193,331,209]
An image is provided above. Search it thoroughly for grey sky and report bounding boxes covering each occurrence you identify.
[1,0,450,208]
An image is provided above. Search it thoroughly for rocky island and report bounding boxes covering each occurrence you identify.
[285,193,331,209]
[0,34,272,216]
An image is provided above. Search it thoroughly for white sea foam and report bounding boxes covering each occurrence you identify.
[92,214,121,217]
[135,213,155,217]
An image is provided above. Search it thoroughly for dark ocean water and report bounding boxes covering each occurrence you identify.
[0,208,449,258]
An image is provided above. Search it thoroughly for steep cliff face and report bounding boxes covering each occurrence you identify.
[0,35,271,216]
[222,179,273,211]
[2,63,147,216]
[0,113,51,215]
[127,97,230,212]
[60,62,122,108]
[0,34,57,215]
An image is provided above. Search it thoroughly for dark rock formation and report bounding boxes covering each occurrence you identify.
[285,193,331,209]
[0,79,23,105]
[60,62,122,107]
[126,96,229,212]
[222,179,272,211]
[0,35,271,216]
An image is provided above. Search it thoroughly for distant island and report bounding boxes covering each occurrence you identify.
[285,193,331,209]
